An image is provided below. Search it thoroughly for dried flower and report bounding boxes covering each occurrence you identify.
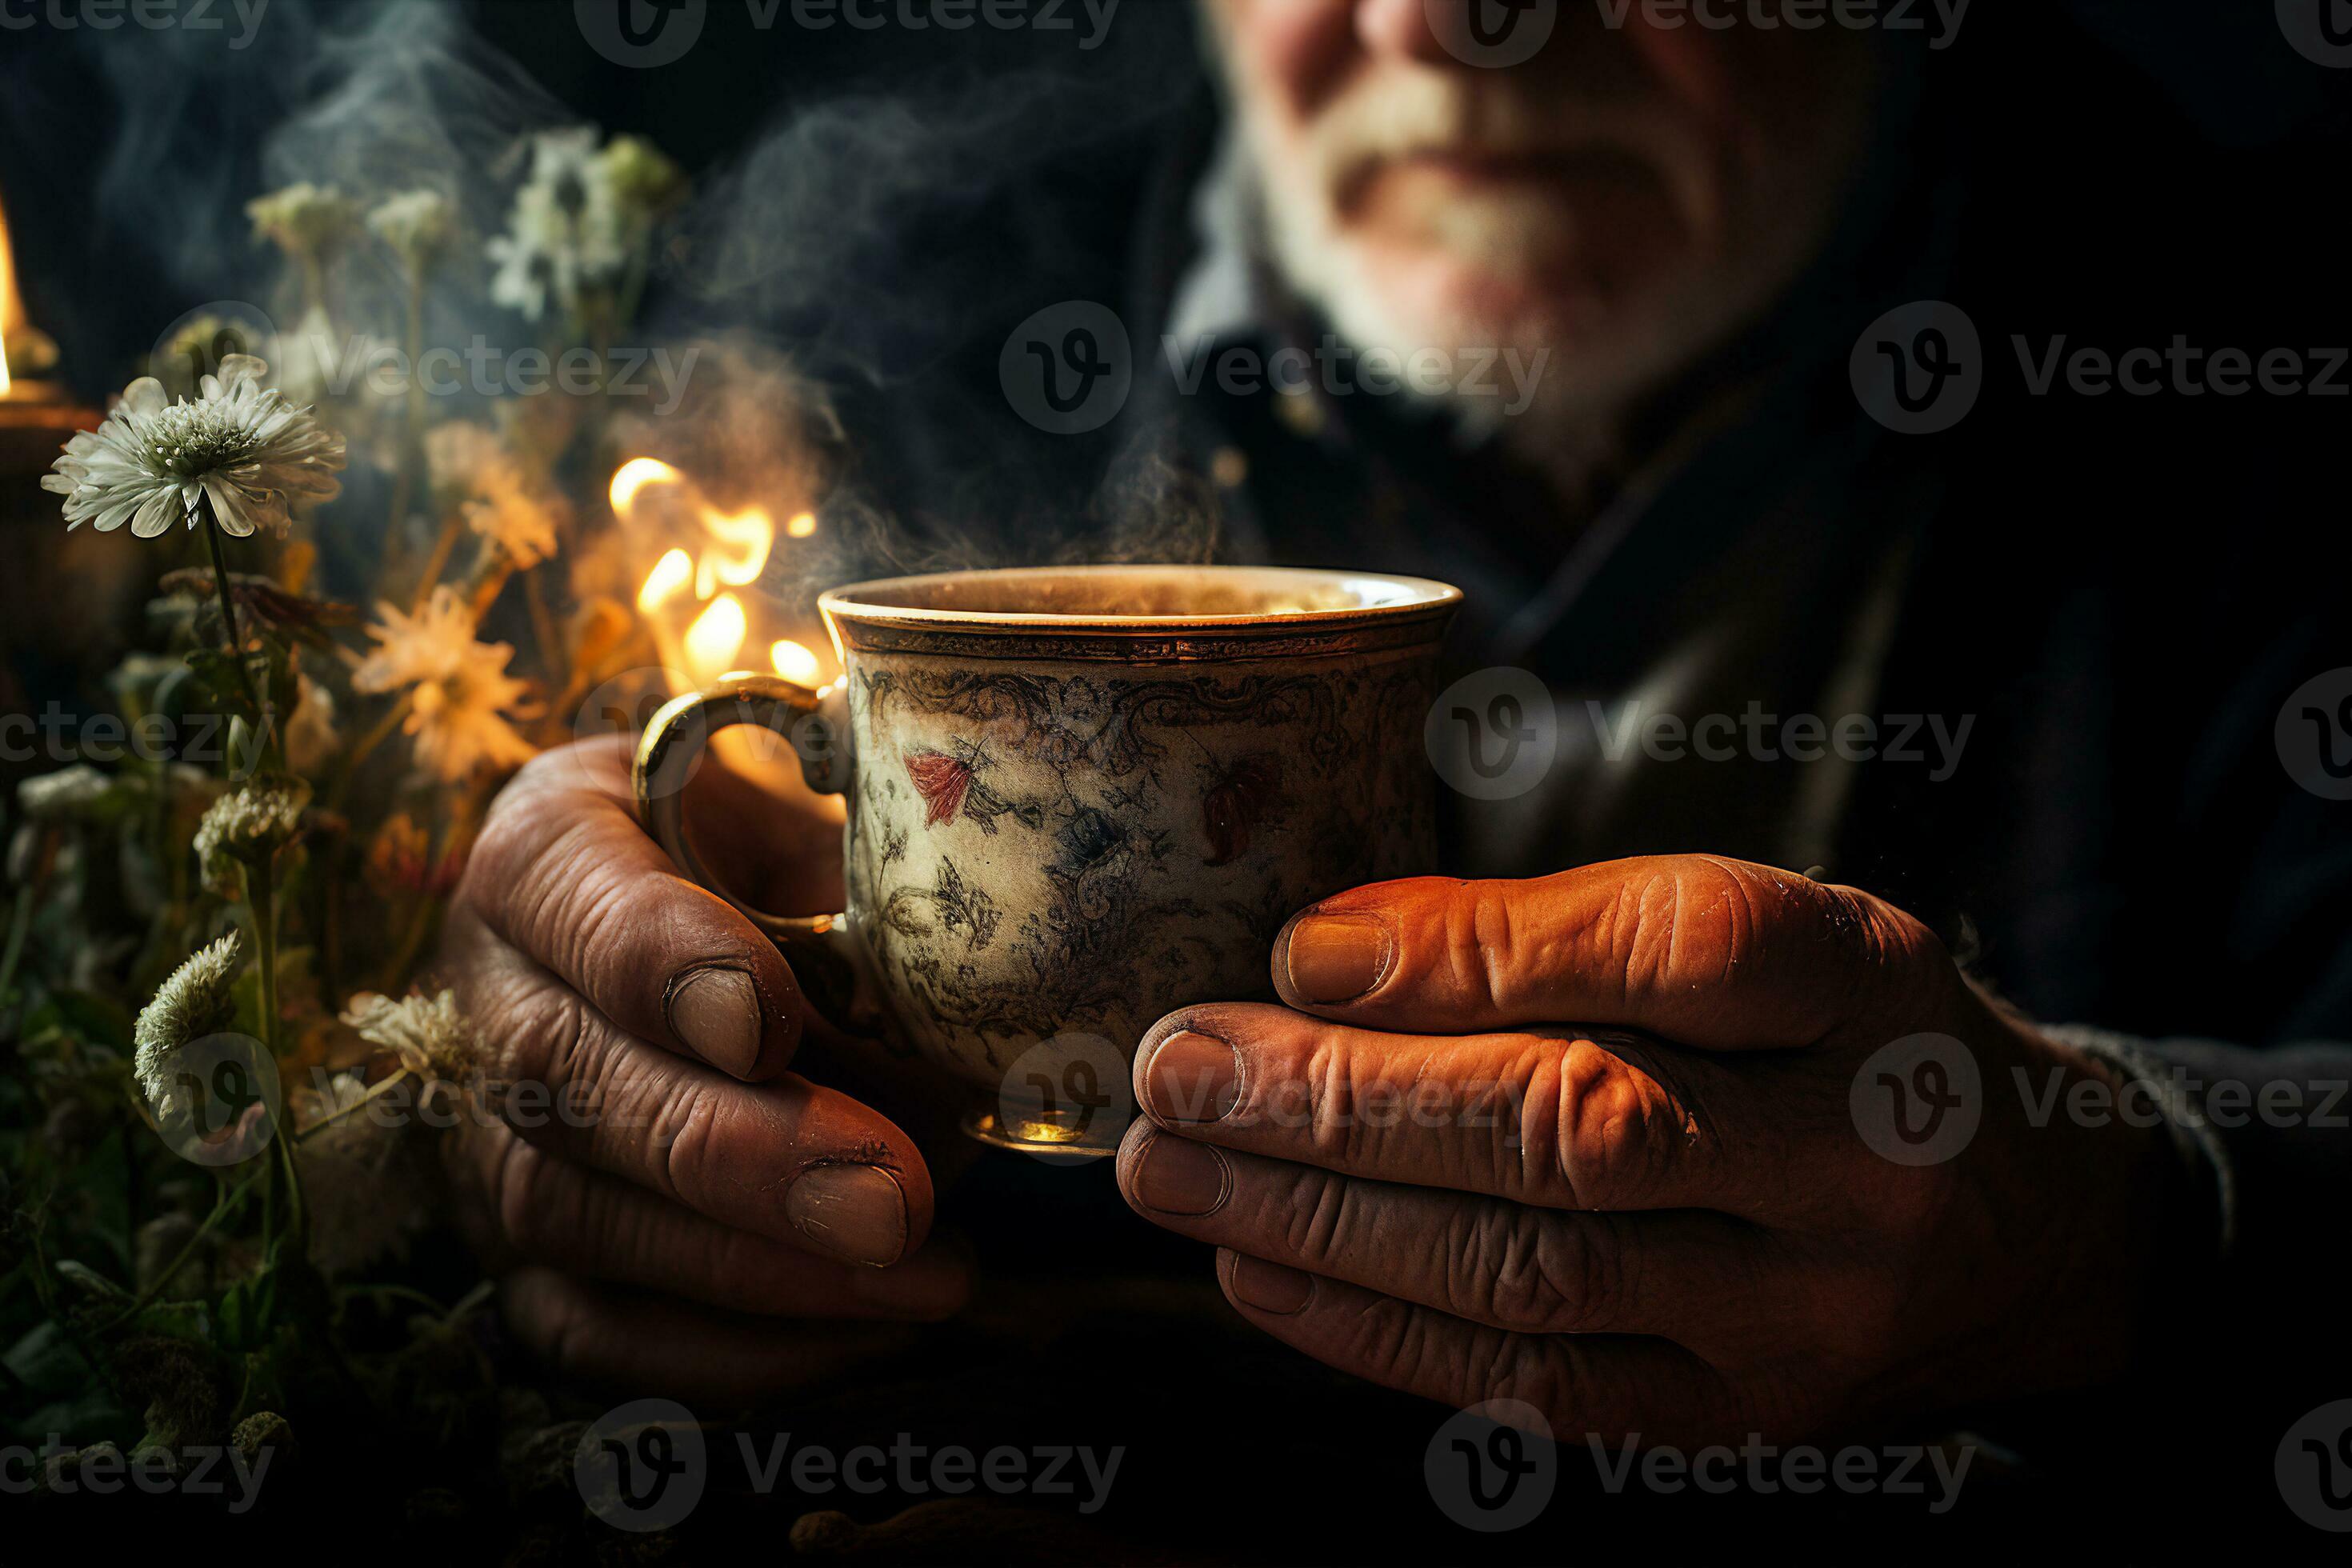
[43,356,347,540]
[292,1070,418,1275]
[192,778,310,889]
[367,188,455,276]
[426,422,559,567]
[286,672,339,774]
[342,990,476,1081]
[599,134,686,220]
[365,813,462,898]
[16,765,115,822]
[246,183,358,264]
[134,933,246,1119]
[353,587,539,781]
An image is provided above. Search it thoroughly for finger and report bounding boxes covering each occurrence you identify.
[1132,1002,1761,1216]
[1116,1122,1770,1349]
[454,1119,970,1319]
[461,736,804,1081]
[449,923,934,1266]
[1210,1248,1730,1448]
[1270,855,1950,1046]
[500,1266,928,1404]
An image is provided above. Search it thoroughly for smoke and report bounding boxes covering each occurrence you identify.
[61,0,1219,598]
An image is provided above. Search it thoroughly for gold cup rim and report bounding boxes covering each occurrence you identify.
[817,563,1462,643]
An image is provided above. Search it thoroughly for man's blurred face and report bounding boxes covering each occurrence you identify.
[1201,0,1882,416]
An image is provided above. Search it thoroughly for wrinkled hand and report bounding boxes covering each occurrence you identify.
[1118,855,2176,1445]
[437,736,969,1400]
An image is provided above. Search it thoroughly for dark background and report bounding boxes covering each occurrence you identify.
[3,0,2348,408]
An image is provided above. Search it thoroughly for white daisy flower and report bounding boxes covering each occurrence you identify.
[353,586,539,781]
[42,356,347,540]
[485,128,679,325]
[486,128,625,324]
[133,932,246,1120]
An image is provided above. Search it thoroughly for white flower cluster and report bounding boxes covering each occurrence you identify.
[486,129,682,323]
[192,778,310,887]
[133,931,246,1119]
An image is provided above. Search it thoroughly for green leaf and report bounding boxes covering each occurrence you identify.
[127,1300,213,1345]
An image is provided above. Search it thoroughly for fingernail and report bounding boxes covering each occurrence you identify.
[786,1165,907,1268]
[1229,1254,1314,1315]
[1145,1030,1241,1124]
[1131,1135,1230,1216]
[668,966,762,1078]
[1283,913,1391,1004]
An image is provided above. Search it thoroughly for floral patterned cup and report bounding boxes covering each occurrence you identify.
[634,565,1460,1156]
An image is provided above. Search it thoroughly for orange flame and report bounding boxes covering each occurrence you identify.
[613,457,806,616]
[614,458,832,692]
[0,186,18,396]
[771,639,822,686]
[684,594,748,683]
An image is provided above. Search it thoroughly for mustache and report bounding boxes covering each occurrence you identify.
[1302,77,1726,238]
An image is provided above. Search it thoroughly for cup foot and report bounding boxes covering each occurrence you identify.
[962,1102,1123,1159]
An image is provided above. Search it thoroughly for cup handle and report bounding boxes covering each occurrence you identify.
[631,674,872,1029]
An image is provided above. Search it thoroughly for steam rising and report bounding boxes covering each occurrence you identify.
[70,0,1218,604]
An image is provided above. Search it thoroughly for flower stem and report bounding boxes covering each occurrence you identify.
[249,862,306,1246]
[294,1068,413,1139]
[202,506,258,711]
[387,273,426,571]
[412,511,462,610]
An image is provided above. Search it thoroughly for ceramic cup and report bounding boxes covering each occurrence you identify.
[634,564,1460,1156]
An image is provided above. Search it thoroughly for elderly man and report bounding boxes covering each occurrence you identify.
[442,0,2344,1514]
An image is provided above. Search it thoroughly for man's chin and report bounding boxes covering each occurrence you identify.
[1339,238,1618,362]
